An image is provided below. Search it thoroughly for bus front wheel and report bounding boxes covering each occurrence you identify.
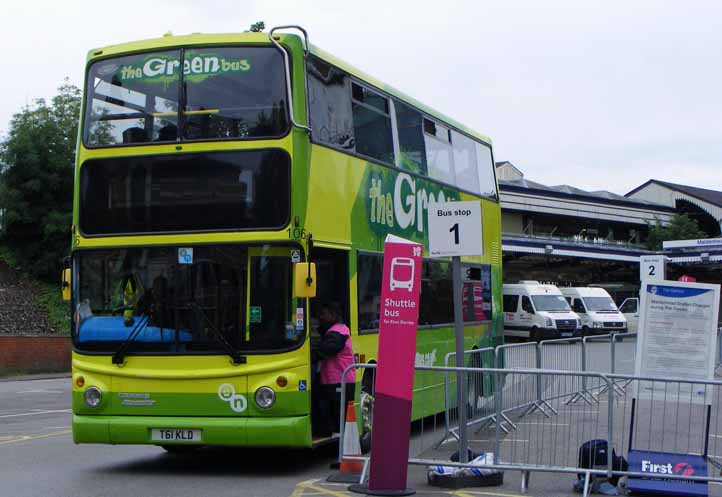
[359,370,375,454]
[466,351,484,418]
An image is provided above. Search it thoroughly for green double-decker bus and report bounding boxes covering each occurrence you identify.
[68,26,502,450]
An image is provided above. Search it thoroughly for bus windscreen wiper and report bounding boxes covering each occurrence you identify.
[191,303,246,365]
[112,315,150,365]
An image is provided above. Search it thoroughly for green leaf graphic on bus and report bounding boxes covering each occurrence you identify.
[117,53,251,84]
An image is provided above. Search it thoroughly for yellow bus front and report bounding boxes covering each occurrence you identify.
[70,32,316,449]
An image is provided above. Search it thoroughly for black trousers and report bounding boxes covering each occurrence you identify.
[317,382,356,435]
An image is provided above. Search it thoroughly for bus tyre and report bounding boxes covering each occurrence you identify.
[530,327,540,343]
[359,370,375,454]
[359,391,374,454]
[466,352,483,418]
[582,326,590,337]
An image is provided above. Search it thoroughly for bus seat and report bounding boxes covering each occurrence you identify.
[122,127,147,144]
[157,124,177,141]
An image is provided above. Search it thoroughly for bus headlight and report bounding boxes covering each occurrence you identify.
[545,318,553,327]
[255,387,276,409]
[84,387,102,408]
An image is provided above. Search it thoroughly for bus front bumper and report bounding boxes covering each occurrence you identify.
[72,414,311,448]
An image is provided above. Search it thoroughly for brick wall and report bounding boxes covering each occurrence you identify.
[0,336,71,375]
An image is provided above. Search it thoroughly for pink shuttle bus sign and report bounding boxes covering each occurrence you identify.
[364,235,422,494]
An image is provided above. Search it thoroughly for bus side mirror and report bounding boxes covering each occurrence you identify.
[61,268,71,302]
[294,263,316,298]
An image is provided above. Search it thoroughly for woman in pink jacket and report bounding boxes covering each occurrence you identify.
[315,302,356,436]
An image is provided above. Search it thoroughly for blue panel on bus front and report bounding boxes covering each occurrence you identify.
[78,316,192,343]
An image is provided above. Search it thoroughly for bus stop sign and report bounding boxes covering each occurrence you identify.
[428,201,482,257]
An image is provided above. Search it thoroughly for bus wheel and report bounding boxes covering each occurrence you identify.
[359,371,375,454]
[466,352,484,419]
[530,327,540,342]
[582,326,589,337]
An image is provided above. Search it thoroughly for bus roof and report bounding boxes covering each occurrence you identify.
[308,44,493,146]
[85,31,493,147]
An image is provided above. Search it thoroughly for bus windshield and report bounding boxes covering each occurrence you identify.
[583,297,618,311]
[74,244,303,355]
[83,46,288,146]
[531,295,571,312]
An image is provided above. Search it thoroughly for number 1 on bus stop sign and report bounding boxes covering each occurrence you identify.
[428,201,483,257]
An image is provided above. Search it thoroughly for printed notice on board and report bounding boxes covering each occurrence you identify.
[635,281,720,402]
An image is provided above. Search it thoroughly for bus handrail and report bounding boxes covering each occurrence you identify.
[269,25,312,134]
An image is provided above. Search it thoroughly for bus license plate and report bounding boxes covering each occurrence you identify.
[151,428,201,442]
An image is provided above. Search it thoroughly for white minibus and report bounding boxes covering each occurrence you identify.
[560,287,628,335]
[503,282,581,341]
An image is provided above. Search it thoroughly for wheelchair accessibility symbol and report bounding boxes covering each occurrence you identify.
[178,248,194,265]
[217,383,247,413]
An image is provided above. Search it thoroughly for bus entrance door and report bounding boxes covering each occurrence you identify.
[309,247,350,440]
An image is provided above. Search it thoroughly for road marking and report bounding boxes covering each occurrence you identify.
[0,409,70,418]
[451,490,526,497]
[290,479,526,497]
[0,429,71,446]
[291,480,353,497]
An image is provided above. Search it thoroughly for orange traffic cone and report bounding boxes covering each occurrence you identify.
[339,401,364,474]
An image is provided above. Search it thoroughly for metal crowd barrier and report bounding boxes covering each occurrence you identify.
[339,363,722,496]
[440,347,495,446]
[438,333,638,440]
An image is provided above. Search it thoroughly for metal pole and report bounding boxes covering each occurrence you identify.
[704,404,712,459]
[452,256,469,464]
[338,367,349,465]
[606,375,614,481]
[581,337,588,395]
[628,398,637,451]
[536,342,543,405]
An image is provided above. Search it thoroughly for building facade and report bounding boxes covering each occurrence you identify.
[497,162,676,300]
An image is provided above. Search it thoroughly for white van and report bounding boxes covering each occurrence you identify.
[560,287,628,335]
[503,282,581,341]
[618,297,639,333]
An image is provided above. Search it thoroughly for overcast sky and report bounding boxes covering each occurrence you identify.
[2,0,721,194]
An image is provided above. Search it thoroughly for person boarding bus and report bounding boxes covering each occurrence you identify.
[314,302,355,437]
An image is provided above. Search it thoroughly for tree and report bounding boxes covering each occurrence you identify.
[646,213,707,251]
[249,21,265,32]
[0,80,80,279]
